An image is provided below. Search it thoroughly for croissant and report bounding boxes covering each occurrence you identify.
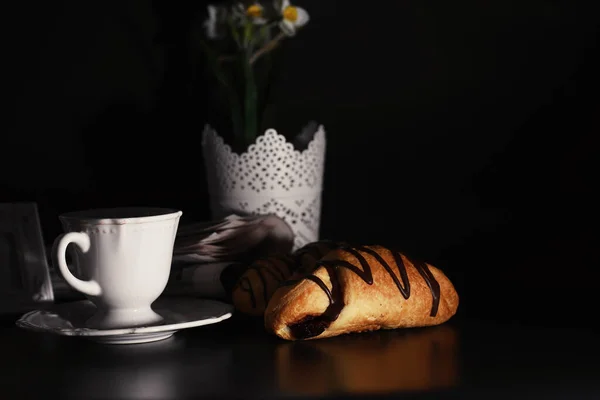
[265,245,459,340]
[292,240,343,275]
[231,240,343,316]
[232,254,296,316]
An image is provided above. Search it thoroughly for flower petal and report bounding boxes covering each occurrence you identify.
[207,5,218,20]
[293,7,309,27]
[279,19,296,36]
[205,23,217,38]
[204,6,219,38]
[247,3,267,25]
[280,0,291,10]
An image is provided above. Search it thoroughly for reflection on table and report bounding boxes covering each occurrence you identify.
[44,336,236,400]
[275,324,459,396]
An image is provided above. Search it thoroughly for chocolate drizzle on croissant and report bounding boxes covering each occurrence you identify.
[236,254,296,309]
[282,245,441,340]
[293,240,343,274]
[233,240,345,316]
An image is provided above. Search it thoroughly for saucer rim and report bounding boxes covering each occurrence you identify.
[16,298,234,337]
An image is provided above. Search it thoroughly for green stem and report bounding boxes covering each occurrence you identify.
[243,22,253,50]
[249,31,286,64]
[228,17,241,48]
[198,39,243,142]
[259,22,277,43]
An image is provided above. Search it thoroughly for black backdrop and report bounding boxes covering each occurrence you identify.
[2,1,599,325]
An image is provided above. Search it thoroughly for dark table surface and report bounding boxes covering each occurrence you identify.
[1,307,600,400]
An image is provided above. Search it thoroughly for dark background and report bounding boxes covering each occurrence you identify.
[2,1,599,325]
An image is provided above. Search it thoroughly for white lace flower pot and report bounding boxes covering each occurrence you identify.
[202,125,326,251]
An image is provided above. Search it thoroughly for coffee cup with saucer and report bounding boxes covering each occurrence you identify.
[52,207,182,330]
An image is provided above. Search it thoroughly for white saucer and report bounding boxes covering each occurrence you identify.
[16,297,233,345]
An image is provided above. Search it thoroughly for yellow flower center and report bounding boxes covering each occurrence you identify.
[283,6,298,22]
[247,4,263,18]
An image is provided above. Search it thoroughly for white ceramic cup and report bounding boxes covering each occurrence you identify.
[53,207,182,330]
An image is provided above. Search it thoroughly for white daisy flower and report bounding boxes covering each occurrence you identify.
[231,3,267,25]
[246,3,268,25]
[278,0,309,36]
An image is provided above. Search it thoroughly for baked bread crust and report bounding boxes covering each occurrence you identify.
[293,240,342,275]
[231,240,342,316]
[232,254,296,316]
[264,245,459,340]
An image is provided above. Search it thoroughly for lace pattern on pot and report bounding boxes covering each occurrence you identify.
[202,125,326,250]
[202,126,326,197]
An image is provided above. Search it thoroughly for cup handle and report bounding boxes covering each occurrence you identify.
[54,232,102,297]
